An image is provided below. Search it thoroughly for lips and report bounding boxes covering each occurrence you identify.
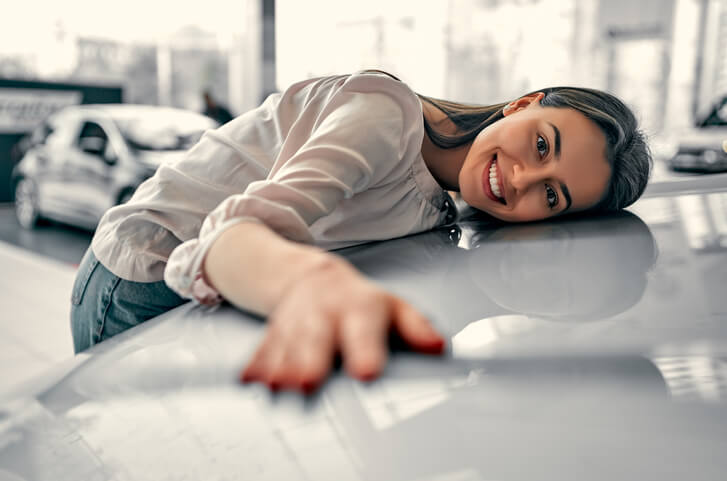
[483,154,506,205]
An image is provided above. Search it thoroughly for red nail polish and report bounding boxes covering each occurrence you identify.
[301,381,318,395]
[425,338,445,353]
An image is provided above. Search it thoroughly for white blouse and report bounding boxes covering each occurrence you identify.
[91,71,456,304]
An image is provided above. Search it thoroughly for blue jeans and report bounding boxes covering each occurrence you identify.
[70,248,187,353]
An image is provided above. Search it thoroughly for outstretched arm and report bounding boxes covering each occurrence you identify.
[204,221,446,393]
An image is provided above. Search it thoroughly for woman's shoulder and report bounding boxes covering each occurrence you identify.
[279,71,421,116]
[343,70,421,112]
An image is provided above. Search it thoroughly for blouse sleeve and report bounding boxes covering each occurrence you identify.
[164,79,415,304]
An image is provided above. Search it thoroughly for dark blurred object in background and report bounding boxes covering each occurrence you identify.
[202,90,234,125]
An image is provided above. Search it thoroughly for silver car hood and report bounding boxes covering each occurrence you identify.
[2,175,727,480]
[676,126,727,149]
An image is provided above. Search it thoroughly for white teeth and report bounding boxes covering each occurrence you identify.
[489,161,502,199]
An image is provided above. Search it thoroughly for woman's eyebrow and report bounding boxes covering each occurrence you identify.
[560,183,572,212]
[548,122,561,159]
[550,122,571,213]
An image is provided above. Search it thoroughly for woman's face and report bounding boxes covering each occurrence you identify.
[458,93,611,222]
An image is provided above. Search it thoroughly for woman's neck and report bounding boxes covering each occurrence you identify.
[420,100,470,192]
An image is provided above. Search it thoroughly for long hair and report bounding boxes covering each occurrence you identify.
[362,70,652,213]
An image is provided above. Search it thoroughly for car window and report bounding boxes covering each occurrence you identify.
[77,120,117,159]
[718,103,727,123]
[701,100,727,127]
[78,121,108,143]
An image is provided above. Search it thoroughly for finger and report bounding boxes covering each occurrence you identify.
[269,315,336,393]
[338,310,389,381]
[240,323,288,385]
[261,321,304,391]
[295,328,336,394]
[240,340,270,383]
[265,344,298,391]
[391,299,445,354]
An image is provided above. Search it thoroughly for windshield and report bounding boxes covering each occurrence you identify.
[111,108,218,151]
[700,98,727,127]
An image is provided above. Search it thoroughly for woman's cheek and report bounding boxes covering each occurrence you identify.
[510,197,549,223]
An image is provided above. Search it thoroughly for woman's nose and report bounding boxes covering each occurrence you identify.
[510,164,544,192]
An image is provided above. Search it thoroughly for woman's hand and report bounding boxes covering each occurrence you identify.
[240,258,445,394]
[202,221,444,394]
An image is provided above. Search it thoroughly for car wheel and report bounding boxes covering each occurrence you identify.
[14,178,41,229]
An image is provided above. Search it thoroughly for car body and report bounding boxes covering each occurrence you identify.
[667,94,727,172]
[11,104,218,230]
[1,174,727,480]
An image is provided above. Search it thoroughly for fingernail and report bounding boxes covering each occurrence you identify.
[301,380,318,395]
[425,338,445,354]
[357,369,379,382]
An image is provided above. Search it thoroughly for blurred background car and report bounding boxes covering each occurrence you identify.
[11,104,218,230]
[667,94,727,173]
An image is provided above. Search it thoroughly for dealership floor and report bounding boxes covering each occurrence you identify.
[0,205,91,397]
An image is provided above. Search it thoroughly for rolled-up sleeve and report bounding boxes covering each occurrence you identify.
[164,87,407,304]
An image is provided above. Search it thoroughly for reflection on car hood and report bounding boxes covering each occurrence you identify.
[2,177,727,480]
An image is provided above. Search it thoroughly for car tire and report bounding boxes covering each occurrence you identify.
[14,177,41,229]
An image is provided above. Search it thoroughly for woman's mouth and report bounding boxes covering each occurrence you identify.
[483,154,506,205]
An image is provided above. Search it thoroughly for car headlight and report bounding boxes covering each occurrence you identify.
[703,149,719,164]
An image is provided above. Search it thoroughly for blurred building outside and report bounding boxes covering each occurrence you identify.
[0,0,726,165]
[0,0,274,115]
[277,0,727,154]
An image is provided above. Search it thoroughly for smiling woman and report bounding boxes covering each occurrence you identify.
[70,70,652,394]
[418,85,651,222]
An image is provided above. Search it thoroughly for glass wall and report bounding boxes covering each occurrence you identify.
[3,0,726,151]
[0,0,248,112]
[276,0,686,138]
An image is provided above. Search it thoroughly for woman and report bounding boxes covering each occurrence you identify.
[71,70,651,393]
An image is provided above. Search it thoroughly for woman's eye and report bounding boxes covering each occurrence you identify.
[545,184,558,209]
[536,135,548,158]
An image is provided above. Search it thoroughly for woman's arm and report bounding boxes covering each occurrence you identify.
[204,221,446,393]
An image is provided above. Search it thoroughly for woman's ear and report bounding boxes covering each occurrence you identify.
[503,92,546,116]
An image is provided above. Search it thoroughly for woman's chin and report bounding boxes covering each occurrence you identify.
[479,207,513,223]
[460,190,515,222]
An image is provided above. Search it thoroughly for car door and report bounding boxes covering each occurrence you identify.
[64,118,121,225]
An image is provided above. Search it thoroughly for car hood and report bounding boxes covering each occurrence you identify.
[676,126,727,149]
[2,175,727,480]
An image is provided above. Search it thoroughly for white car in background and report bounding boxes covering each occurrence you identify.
[11,104,217,230]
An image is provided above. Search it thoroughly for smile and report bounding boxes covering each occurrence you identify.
[483,154,506,205]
